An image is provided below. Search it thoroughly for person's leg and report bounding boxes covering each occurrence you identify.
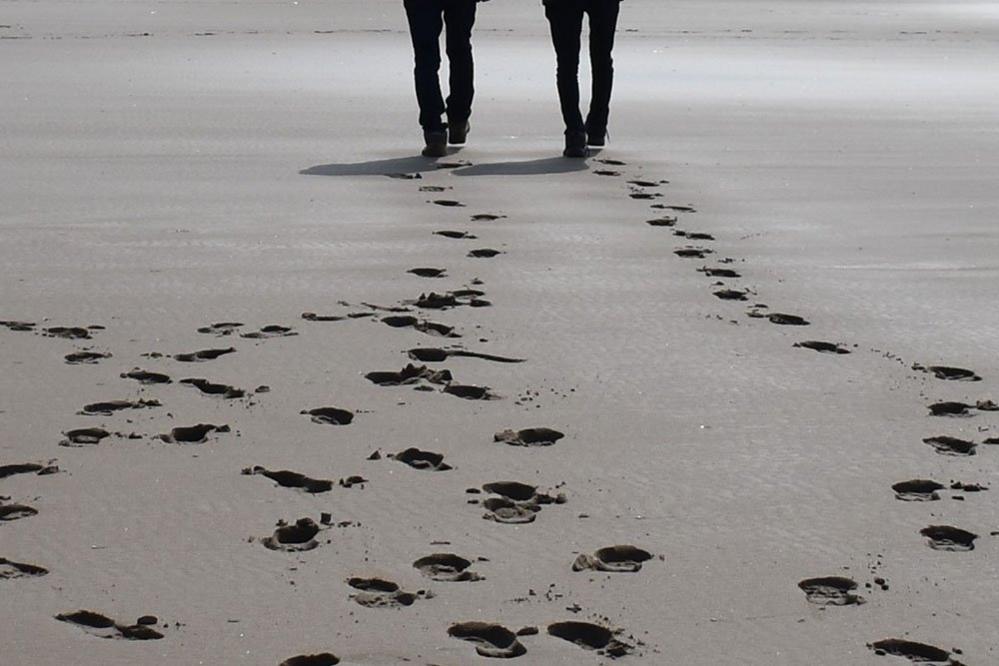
[404,0,446,132]
[443,0,477,140]
[584,0,620,142]
[545,2,586,134]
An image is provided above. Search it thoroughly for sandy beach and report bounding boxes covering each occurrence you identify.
[2,1,998,664]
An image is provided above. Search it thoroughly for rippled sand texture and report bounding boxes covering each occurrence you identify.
[2,1,998,664]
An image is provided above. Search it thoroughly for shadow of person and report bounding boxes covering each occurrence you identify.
[299,155,444,177]
[453,156,589,177]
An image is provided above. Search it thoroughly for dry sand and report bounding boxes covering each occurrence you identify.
[2,1,998,664]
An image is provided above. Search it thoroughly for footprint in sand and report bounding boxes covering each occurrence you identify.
[698,266,740,278]
[121,368,172,385]
[408,267,447,278]
[196,322,243,336]
[448,622,526,658]
[920,525,977,552]
[260,518,322,552]
[630,192,661,200]
[548,621,634,659]
[410,290,490,310]
[675,231,715,241]
[572,546,653,573]
[868,639,963,664]
[443,383,497,400]
[747,310,810,326]
[391,448,452,471]
[674,247,713,259]
[43,326,95,340]
[80,399,160,416]
[892,479,944,501]
[385,172,421,180]
[923,436,976,456]
[467,248,503,258]
[431,199,464,207]
[65,351,112,365]
[927,402,974,417]
[0,320,36,332]
[179,378,245,399]
[646,217,677,227]
[653,204,696,213]
[420,185,448,192]
[628,179,665,188]
[158,423,229,444]
[382,315,459,338]
[471,213,506,221]
[0,558,49,579]
[0,503,38,522]
[241,325,296,339]
[366,364,452,387]
[301,312,351,322]
[59,428,110,447]
[912,364,981,382]
[797,577,864,606]
[494,428,564,447]
[55,610,163,641]
[280,654,340,666]
[408,347,525,364]
[242,466,333,494]
[301,407,354,425]
[713,289,749,301]
[174,347,236,363]
[413,553,482,581]
[0,462,58,479]
[793,341,851,354]
[434,230,477,240]
[478,481,566,524]
[596,158,627,166]
[594,169,621,177]
[346,577,424,608]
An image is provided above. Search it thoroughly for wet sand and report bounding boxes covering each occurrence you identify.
[2,1,998,664]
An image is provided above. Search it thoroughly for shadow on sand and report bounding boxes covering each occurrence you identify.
[301,154,591,178]
[452,157,589,177]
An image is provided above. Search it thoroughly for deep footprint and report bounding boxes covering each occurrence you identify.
[434,230,477,239]
[494,428,564,447]
[408,347,524,364]
[43,326,93,340]
[912,364,981,382]
[59,428,110,447]
[159,423,229,444]
[0,503,38,522]
[573,545,653,573]
[674,247,713,259]
[892,479,944,501]
[443,384,496,400]
[180,378,245,399]
[381,316,459,338]
[413,553,482,581]
[0,558,49,579]
[448,622,526,658]
[346,577,419,608]
[471,213,506,221]
[797,577,863,606]
[280,654,340,666]
[868,639,961,664]
[365,364,452,387]
[392,448,452,471]
[242,466,333,493]
[646,216,677,227]
[468,248,503,258]
[408,267,447,278]
[0,463,58,479]
[197,322,243,336]
[241,325,296,339]
[793,341,850,354]
[927,401,973,416]
[713,289,748,301]
[121,368,172,385]
[261,518,321,552]
[55,610,163,641]
[174,347,236,362]
[65,351,112,364]
[432,199,464,207]
[302,407,354,425]
[480,482,565,524]
[80,399,160,415]
[923,436,976,456]
[548,621,633,659]
[920,525,977,551]
[698,267,740,278]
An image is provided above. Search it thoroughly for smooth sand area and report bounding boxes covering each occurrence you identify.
[2,1,998,664]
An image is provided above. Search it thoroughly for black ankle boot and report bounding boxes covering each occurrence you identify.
[422,129,447,158]
[448,120,470,145]
[563,130,587,158]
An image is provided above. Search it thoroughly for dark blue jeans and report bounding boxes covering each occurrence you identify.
[545,0,620,135]
[404,0,478,131]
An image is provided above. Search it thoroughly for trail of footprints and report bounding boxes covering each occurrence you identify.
[1,155,993,664]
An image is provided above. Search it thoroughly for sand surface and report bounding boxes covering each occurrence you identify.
[2,1,998,664]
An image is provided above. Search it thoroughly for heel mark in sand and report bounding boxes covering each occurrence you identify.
[923,436,976,456]
[448,622,526,658]
[573,545,653,573]
[868,639,964,664]
[280,654,340,666]
[548,621,634,659]
[242,466,333,494]
[797,577,863,606]
[920,525,977,551]
[494,428,564,447]
[0,558,48,579]
[302,407,354,425]
[893,480,944,501]
[261,518,321,552]
[413,553,482,581]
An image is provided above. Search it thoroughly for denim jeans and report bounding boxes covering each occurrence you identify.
[403,0,478,131]
[545,0,621,134]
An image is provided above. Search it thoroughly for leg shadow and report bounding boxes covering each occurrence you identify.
[300,155,447,178]
[453,157,589,177]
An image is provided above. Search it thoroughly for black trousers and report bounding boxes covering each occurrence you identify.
[545,0,620,134]
[403,0,477,131]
